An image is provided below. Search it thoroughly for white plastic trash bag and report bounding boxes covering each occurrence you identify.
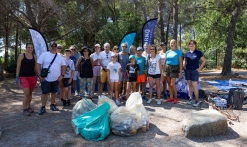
[126,92,150,131]
[72,99,97,120]
[98,95,118,114]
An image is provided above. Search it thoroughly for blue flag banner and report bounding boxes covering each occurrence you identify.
[119,31,137,52]
[142,18,158,47]
[28,28,48,59]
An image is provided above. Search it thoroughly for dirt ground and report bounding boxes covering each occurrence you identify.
[0,71,247,147]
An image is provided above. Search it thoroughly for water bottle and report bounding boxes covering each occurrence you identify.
[229,79,232,87]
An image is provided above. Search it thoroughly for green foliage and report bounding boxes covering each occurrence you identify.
[4,58,16,75]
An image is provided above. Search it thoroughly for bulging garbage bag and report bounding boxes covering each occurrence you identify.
[126,92,150,131]
[72,99,97,120]
[110,106,139,136]
[72,102,110,141]
[98,95,118,114]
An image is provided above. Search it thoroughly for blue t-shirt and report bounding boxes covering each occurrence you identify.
[70,56,77,70]
[184,49,203,70]
[135,56,146,75]
[165,48,182,65]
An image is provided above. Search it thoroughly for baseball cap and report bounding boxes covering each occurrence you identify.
[50,41,57,46]
[95,44,100,47]
[137,47,143,51]
[160,42,167,46]
[82,46,88,49]
[111,53,118,57]
[129,55,135,59]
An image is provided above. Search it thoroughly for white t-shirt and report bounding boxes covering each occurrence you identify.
[90,52,102,65]
[100,51,112,68]
[38,52,66,82]
[64,59,75,78]
[159,52,166,65]
[142,51,150,59]
[107,62,121,80]
[148,54,161,75]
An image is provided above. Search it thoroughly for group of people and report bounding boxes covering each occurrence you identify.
[15,39,205,116]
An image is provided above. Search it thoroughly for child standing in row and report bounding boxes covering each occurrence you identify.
[126,55,139,99]
[62,49,75,106]
[107,53,122,105]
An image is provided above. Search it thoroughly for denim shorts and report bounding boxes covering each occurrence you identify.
[41,80,59,94]
[185,69,199,81]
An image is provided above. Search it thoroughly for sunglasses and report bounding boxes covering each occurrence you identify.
[51,45,57,48]
[114,48,119,50]
[122,46,127,48]
[71,49,75,51]
[57,47,61,49]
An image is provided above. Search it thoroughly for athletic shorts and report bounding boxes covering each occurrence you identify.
[100,69,108,83]
[73,71,79,81]
[148,74,161,79]
[63,78,72,87]
[164,64,179,78]
[93,66,101,77]
[120,72,128,81]
[110,79,119,82]
[185,69,199,81]
[20,76,37,89]
[41,80,58,94]
[137,75,146,83]
[128,77,137,82]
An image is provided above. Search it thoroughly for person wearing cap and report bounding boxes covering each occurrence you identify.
[164,39,183,104]
[90,44,102,97]
[118,42,129,100]
[62,49,75,106]
[146,45,163,105]
[159,42,168,99]
[135,46,147,100]
[107,53,121,105]
[99,43,112,96]
[56,44,65,103]
[37,41,66,115]
[125,55,140,99]
[69,45,81,96]
[76,46,94,99]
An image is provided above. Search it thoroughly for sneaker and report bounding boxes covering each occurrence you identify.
[23,109,31,116]
[173,98,178,104]
[142,95,149,101]
[157,100,161,105]
[62,99,67,107]
[67,100,71,106]
[166,98,174,103]
[115,100,120,106]
[187,99,193,105]
[38,107,46,115]
[28,107,34,113]
[50,104,59,111]
[147,98,152,104]
[75,90,78,96]
[193,101,200,107]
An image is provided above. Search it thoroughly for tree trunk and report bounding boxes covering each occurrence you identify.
[158,0,165,42]
[15,23,18,61]
[165,8,172,44]
[221,1,242,76]
[172,0,178,41]
[4,14,9,68]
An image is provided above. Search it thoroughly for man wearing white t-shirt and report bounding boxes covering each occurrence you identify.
[37,41,66,115]
[99,43,112,96]
[142,43,150,59]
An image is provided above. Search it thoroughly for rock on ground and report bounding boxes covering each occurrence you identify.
[182,110,228,137]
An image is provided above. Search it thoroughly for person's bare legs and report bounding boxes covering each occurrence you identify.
[141,82,146,96]
[163,76,167,98]
[171,78,177,98]
[68,86,72,99]
[192,81,199,101]
[50,92,56,105]
[59,80,63,99]
[167,77,173,99]
[123,81,127,95]
[126,82,131,99]
[114,82,119,100]
[41,94,48,107]
[148,77,154,99]
[22,88,31,109]
[118,81,123,96]
[155,79,161,100]
[63,87,68,100]
[187,80,193,99]
[99,82,104,95]
[132,82,136,95]
[109,82,114,99]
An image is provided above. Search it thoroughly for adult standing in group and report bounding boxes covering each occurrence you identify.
[159,42,168,98]
[90,44,102,96]
[146,45,163,105]
[183,40,206,107]
[118,43,129,99]
[70,45,81,96]
[112,45,119,54]
[142,43,150,59]
[56,45,64,102]
[37,41,66,115]
[99,43,112,96]
[164,39,183,104]
[129,45,137,57]
[16,43,37,116]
